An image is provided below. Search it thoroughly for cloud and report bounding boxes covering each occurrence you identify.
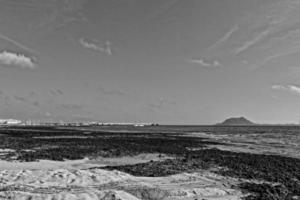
[234,29,270,55]
[33,0,89,31]
[199,0,300,70]
[272,84,300,95]
[188,58,221,68]
[0,32,36,53]
[207,25,239,51]
[79,38,112,55]
[260,47,300,66]
[0,51,35,69]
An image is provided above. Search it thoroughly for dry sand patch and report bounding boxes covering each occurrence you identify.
[0,168,243,200]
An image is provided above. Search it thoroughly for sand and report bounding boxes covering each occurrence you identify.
[0,153,244,200]
[0,153,172,170]
[0,168,243,200]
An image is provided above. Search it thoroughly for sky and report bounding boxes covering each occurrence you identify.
[1,0,300,124]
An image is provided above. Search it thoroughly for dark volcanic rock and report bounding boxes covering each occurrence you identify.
[103,149,300,200]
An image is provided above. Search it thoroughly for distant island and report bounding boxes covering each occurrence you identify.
[217,117,255,126]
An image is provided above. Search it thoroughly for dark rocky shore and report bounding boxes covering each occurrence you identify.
[0,126,299,199]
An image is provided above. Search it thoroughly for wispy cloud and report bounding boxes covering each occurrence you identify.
[188,58,221,68]
[207,25,239,51]
[0,33,36,53]
[79,38,112,55]
[33,0,89,31]
[234,29,270,55]
[260,47,300,66]
[0,51,36,69]
[200,0,300,70]
[272,84,300,95]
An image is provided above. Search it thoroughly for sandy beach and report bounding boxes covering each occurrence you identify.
[0,164,243,200]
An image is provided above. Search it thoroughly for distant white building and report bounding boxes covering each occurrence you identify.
[0,119,22,125]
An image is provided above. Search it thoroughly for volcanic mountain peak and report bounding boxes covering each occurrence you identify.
[218,117,255,125]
